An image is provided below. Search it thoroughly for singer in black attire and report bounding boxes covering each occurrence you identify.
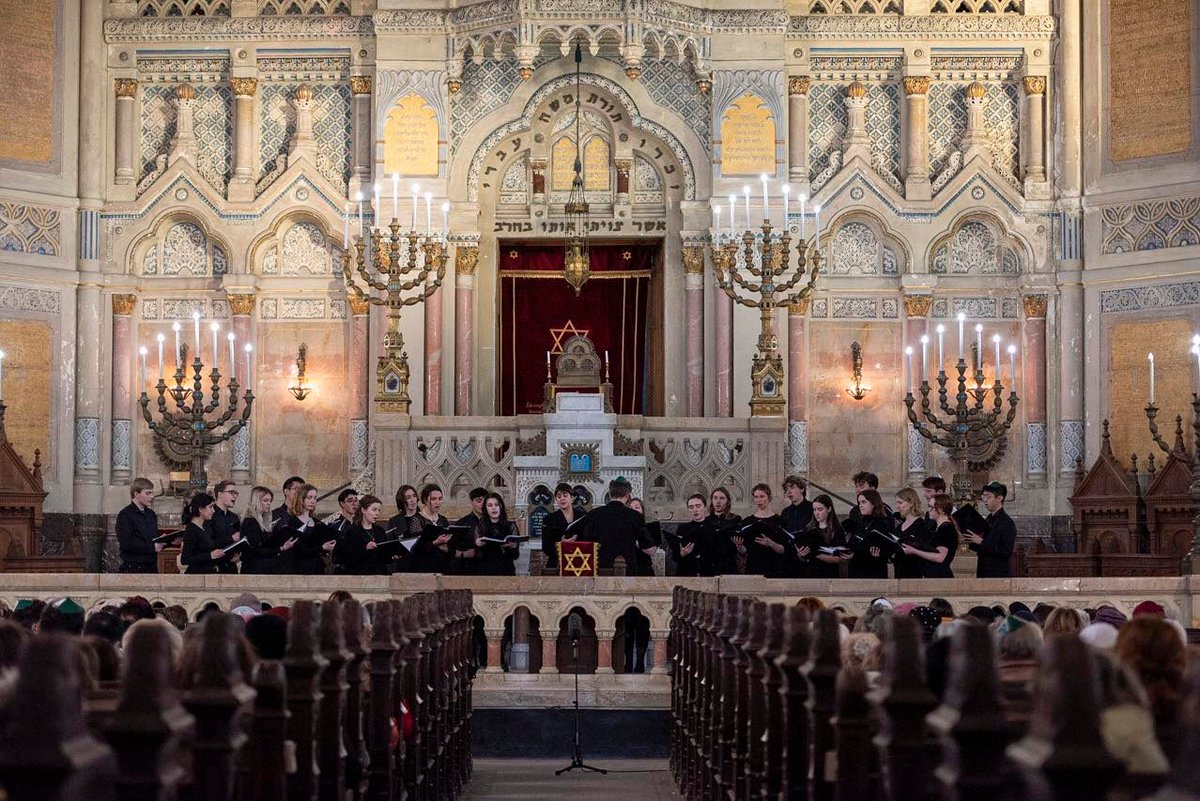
[207,481,242,554]
[240,485,293,574]
[736,483,791,578]
[115,478,162,574]
[669,495,708,577]
[965,481,1017,578]
[799,495,850,580]
[780,475,814,532]
[281,483,334,575]
[181,493,238,575]
[847,489,892,579]
[702,486,741,576]
[902,493,958,578]
[582,480,645,571]
[541,483,583,570]
[411,484,453,573]
[333,493,389,575]
[469,493,521,576]
[892,488,934,579]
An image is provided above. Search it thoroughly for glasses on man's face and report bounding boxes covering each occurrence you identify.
[223,489,239,496]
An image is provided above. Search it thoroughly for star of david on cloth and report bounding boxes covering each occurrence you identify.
[549,319,590,354]
[557,540,598,577]
[507,250,520,260]
[621,250,633,260]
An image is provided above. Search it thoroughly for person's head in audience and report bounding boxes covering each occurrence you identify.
[966,606,997,624]
[338,489,359,521]
[1133,601,1167,620]
[485,493,509,524]
[76,639,100,692]
[183,492,216,526]
[852,471,879,493]
[195,601,221,623]
[895,487,923,521]
[245,486,274,528]
[83,611,125,645]
[686,494,706,522]
[0,621,28,670]
[796,597,825,617]
[123,618,184,673]
[920,476,946,508]
[709,487,733,518]
[158,605,188,632]
[608,479,632,504]
[782,476,807,506]
[554,483,574,512]
[328,590,355,604]
[281,475,306,508]
[245,613,288,661]
[1115,617,1186,728]
[37,598,85,636]
[1033,604,1055,626]
[1043,606,1086,638]
[396,484,419,516]
[354,494,383,529]
[118,596,155,624]
[1081,622,1119,651]
[213,480,238,512]
[842,632,882,674]
[856,600,892,640]
[1094,605,1128,629]
[468,487,488,518]
[130,476,155,510]
[928,598,955,620]
[856,489,887,520]
[420,484,444,516]
[995,615,1043,663]
[82,635,120,682]
[980,481,1007,513]
[909,607,942,642]
[628,497,645,516]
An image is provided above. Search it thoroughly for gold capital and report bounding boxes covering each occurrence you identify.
[175,82,195,101]
[788,296,812,316]
[902,76,930,96]
[227,294,256,316]
[350,75,372,95]
[846,81,868,99]
[456,245,480,276]
[112,294,137,316]
[682,246,705,275]
[903,294,933,318]
[1023,293,1048,318]
[114,78,138,98]
[788,76,810,96]
[230,77,258,97]
[965,81,987,100]
[348,295,371,316]
[1022,75,1047,96]
[529,158,547,173]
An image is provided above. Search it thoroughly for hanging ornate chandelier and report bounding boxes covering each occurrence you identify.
[563,41,590,295]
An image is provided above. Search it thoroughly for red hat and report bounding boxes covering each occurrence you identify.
[1132,601,1165,619]
[265,605,290,621]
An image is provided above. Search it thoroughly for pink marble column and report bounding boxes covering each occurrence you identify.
[227,294,256,482]
[1023,294,1049,478]
[110,294,136,479]
[715,289,733,418]
[424,279,443,415]
[454,246,479,416]
[786,299,809,475]
[349,296,370,470]
[683,246,705,416]
[904,295,933,481]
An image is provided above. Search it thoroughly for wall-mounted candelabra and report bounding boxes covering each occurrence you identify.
[707,177,823,417]
[138,311,254,493]
[288,343,312,401]
[342,179,450,413]
[844,341,870,401]
[904,311,1020,501]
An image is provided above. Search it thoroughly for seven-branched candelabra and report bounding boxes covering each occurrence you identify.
[1144,395,1200,565]
[904,352,1019,502]
[138,342,254,493]
[709,221,822,416]
[342,219,448,413]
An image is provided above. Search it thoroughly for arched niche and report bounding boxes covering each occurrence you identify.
[928,213,1027,276]
[129,214,231,278]
[824,211,910,277]
[248,212,344,278]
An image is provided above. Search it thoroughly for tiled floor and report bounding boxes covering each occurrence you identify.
[463,758,679,800]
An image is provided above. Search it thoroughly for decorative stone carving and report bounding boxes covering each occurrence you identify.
[456,246,480,276]
[788,297,811,316]
[787,421,808,474]
[104,15,375,42]
[1022,294,1048,319]
[681,246,704,275]
[227,294,255,316]
[902,76,930,96]
[0,202,61,257]
[516,430,547,457]
[114,78,138,98]
[1027,422,1047,475]
[111,294,137,316]
[1021,75,1046,95]
[1100,196,1200,254]
[788,76,810,96]
[230,77,257,97]
[75,418,101,472]
[1099,281,1200,314]
[347,295,370,316]
[349,75,372,95]
[903,295,933,318]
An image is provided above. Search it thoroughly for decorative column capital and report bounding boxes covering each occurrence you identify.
[1023,293,1049,318]
[349,75,372,95]
[682,245,705,274]
[529,158,547,172]
[903,294,933,318]
[846,81,868,101]
[227,293,256,316]
[1022,75,1047,96]
[965,81,987,103]
[112,293,137,316]
[230,77,258,97]
[788,296,812,316]
[788,76,810,97]
[615,159,632,179]
[174,82,196,102]
[348,295,371,316]
[902,76,930,96]
[456,245,480,276]
[114,78,138,98]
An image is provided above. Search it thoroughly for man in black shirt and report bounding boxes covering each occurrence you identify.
[780,475,813,533]
[116,477,162,573]
[964,481,1017,578]
[207,481,243,565]
[583,479,647,571]
[273,475,305,523]
[333,488,359,535]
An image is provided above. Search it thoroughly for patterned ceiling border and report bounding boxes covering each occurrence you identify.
[787,14,1055,39]
[104,15,374,42]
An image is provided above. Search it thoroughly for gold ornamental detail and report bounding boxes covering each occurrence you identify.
[350,75,372,95]
[227,294,256,316]
[682,246,705,275]
[903,294,933,318]
[1022,75,1047,96]
[230,77,258,97]
[112,294,137,316]
[456,245,480,277]
[788,76,810,96]
[348,295,371,316]
[114,78,138,98]
[1023,294,1048,319]
[902,76,930,96]
[788,297,812,316]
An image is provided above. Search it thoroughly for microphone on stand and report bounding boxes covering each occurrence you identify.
[556,610,605,776]
[568,611,582,642]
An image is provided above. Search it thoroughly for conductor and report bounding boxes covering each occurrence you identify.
[581,478,646,571]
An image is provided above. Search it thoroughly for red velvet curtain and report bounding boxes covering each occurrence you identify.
[498,242,654,416]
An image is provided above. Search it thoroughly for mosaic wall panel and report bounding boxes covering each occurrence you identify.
[258,83,297,189]
[499,157,528,205]
[639,58,711,145]
[140,85,177,188]
[312,84,352,191]
[0,202,60,256]
[928,82,966,190]
[1100,196,1200,254]
[449,58,523,158]
[194,85,233,192]
[634,153,664,205]
[808,83,847,193]
[865,83,902,192]
[984,82,1020,187]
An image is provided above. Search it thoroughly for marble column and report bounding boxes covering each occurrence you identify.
[1059,0,1082,198]
[787,76,810,191]
[110,295,136,480]
[596,633,614,674]
[902,76,931,201]
[529,159,547,204]
[1023,294,1049,480]
[228,77,257,202]
[787,298,810,475]
[650,635,669,675]
[683,246,705,416]
[1021,75,1047,183]
[349,295,370,471]
[167,83,198,167]
[842,82,871,163]
[227,294,255,481]
[962,82,991,164]
[485,629,503,673]
[113,79,137,185]
[454,246,479,416]
[540,637,558,674]
[715,285,733,418]
[349,76,372,200]
[424,278,443,415]
[1059,279,1084,473]
[904,295,932,481]
[510,607,531,673]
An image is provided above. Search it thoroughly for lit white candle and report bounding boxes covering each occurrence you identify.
[813,203,821,237]
[975,324,983,369]
[156,333,165,380]
[441,202,450,236]
[759,173,769,222]
[411,183,419,230]
[192,311,201,356]
[1149,352,1156,403]
[713,205,721,233]
[992,334,1002,378]
[956,312,965,361]
[904,346,914,393]
[546,351,551,369]
[1008,344,1017,384]
[742,187,751,231]
[244,343,253,382]
[209,321,220,369]
[782,184,790,229]
[920,335,929,383]
[799,194,807,239]
[392,173,399,220]
[138,346,148,388]
[727,195,736,235]
[425,192,432,235]
[227,332,236,379]
[936,324,945,370]
[605,350,610,372]
[172,321,181,365]
[1193,344,1200,393]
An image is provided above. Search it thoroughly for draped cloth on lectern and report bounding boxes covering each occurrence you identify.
[498,242,653,416]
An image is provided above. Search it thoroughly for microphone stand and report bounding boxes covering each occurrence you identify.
[556,629,606,775]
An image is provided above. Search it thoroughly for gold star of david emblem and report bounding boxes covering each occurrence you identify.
[549,319,590,354]
[507,250,520,260]
[561,546,593,577]
[621,250,633,260]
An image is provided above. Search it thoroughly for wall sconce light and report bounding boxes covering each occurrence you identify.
[288,343,312,401]
[845,341,871,401]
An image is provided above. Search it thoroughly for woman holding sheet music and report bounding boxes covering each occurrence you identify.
[801,494,850,579]
[668,495,707,577]
[847,489,892,579]
[703,487,741,576]
[240,485,295,574]
[901,493,958,578]
[892,488,934,579]
[541,483,584,570]
[737,483,791,577]
[468,493,521,576]
[283,483,336,575]
[333,493,389,575]
[411,484,454,573]
[181,492,240,575]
